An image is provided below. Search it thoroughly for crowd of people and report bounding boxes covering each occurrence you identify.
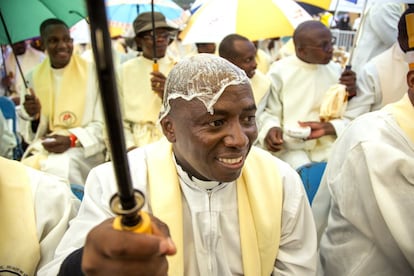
[0,2,413,275]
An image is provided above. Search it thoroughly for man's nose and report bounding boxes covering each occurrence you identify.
[223,122,249,148]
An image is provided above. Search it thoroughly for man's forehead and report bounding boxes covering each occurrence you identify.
[158,53,250,121]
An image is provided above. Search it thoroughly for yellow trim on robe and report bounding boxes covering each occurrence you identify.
[389,94,414,143]
[0,157,40,276]
[146,139,283,275]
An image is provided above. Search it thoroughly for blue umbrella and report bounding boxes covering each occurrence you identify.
[105,0,189,36]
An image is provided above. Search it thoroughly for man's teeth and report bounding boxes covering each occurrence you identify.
[219,156,242,164]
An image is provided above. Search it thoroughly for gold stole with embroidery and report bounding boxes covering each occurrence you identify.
[33,55,87,132]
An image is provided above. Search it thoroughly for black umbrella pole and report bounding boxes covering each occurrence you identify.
[85,0,150,232]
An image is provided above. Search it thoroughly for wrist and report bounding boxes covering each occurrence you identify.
[69,134,78,148]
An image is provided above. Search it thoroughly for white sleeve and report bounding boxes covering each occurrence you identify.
[30,168,80,272]
[38,149,149,276]
[37,163,117,276]
[273,159,318,276]
[256,67,283,147]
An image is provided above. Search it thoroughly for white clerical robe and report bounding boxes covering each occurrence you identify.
[5,45,45,94]
[313,95,414,275]
[347,42,408,120]
[350,3,404,75]
[38,141,317,276]
[0,110,16,159]
[0,158,79,275]
[257,55,343,169]
[118,56,176,149]
[19,57,106,185]
[250,70,271,105]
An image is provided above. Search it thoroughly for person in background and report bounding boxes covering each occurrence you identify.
[1,40,45,104]
[252,40,273,74]
[39,54,317,276]
[313,10,414,273]
[352,14,361,31]
[256,21,356,169]
[0,109,16,159]
[19,18,106,185]
[256,37,283,63]
[118,12,177,150]
[167,28,198,61]
[0,157,79,275]
[195,42,217,54]
[345,6,413,121]
[350,3,405,75]
[219,34,271,104]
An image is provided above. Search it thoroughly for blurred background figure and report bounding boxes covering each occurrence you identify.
[118,12,178,150]
[350,3,405,75]
[219,34,271,104]
[195,42,217,54]
[167,28,198,61]
[336,12,352,30]
[352,13,361,31]
[1,40,45,104]
[0,109,16,159]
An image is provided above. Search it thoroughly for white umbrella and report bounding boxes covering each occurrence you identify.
[180,0,313,44]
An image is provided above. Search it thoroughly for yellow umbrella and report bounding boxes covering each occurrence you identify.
[180,0,313,44]
[297,0,332,10]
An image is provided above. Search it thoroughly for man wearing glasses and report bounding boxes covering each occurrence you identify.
[118,12,177,151]
[256,20,356,170]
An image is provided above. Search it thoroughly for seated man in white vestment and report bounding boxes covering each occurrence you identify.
[19,18,106,185]
[118,12,178,150]
[256,21,356,169]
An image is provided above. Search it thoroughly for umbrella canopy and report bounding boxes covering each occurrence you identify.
[298,0,366,13]
[105,0,189,37]
[297,0,332,10]
[179,0,313,44]
[0,0,86,44]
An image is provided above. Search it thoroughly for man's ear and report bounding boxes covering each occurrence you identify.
[407,70,414,105]
[295,45,305,58]
[39,39,46,51]
[408,70,414,89]
[160,117,176,142]
[135,37,143,51]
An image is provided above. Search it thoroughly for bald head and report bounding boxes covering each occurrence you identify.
[219,34,251,59]
[293,20,334,64]
[294,21,329,46]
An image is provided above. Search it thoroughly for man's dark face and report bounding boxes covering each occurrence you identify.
[228,40,257,78]
[161,83,258,182]
[12,41,27,56]
[136,28,172,59]
[42,24,73,68]
[298,28,334,65]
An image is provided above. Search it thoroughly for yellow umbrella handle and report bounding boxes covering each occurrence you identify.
[153,61,159,72]
[113,211,152,234]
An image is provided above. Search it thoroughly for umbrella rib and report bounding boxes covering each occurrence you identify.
[0,9,28,89]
